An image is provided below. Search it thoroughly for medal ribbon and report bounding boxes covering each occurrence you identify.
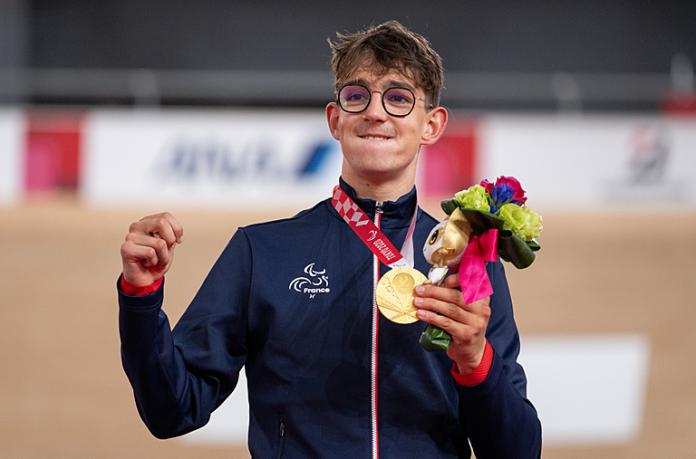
[332,185,417,268]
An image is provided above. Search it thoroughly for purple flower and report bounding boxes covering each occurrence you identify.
[479,176,528,213]
[495,176,527,205]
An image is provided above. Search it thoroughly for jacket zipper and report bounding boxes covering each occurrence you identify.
[276,419,286,459]
[371,201,383,459]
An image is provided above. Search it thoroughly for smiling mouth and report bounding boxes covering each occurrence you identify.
[359,135,393,140]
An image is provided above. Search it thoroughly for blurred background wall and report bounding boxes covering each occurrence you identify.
[2,0,696,109]
[1,2,695,458]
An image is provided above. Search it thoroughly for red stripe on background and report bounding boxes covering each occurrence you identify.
[419,119,478,199]
[24,112,83,194]
[662,91,696,115]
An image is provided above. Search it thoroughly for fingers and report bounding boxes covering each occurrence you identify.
[413,283,491,335]
[121,212,183,283]
[443,273,460,289]
[121,239,159,268]
[130,212,183,247]
[414,292,463,324]
[422,274,491,312]
[123,232,174,268]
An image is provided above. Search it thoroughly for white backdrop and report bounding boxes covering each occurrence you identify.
[0,110,23,205]
[480,115,696,211]
[81,109,343,209]
[79,110,696,211]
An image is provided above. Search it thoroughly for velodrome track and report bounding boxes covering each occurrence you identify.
[2,199,694,458]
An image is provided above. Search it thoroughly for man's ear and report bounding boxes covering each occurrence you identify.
[326,102,341,140]
[421,106,448,146]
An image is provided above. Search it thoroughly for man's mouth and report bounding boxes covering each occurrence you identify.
[359,134,393,140]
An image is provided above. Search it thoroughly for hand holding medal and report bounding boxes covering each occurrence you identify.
[332,178,542,354]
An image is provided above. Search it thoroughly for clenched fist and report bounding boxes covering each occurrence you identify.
[120,212,183,286]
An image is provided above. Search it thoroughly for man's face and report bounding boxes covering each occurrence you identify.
[326,68,446,182]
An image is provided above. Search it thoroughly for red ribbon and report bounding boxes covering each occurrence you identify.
[331,185,414,268]
[458,229,499,304]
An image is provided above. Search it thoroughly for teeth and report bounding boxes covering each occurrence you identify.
[362,136,390,140]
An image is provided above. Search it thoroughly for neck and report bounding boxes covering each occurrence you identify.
[341,168,416,202]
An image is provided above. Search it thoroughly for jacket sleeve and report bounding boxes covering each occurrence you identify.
[118,229,252,439]
[457,260,542,458]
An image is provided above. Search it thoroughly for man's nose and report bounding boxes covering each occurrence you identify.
[362,91,388,121]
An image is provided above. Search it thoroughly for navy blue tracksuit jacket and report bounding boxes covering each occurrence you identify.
[118,179,542,458]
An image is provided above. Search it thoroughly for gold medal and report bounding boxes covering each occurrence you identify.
[376,267,428,324]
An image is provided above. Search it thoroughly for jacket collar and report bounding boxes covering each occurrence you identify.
[338,177,418,229]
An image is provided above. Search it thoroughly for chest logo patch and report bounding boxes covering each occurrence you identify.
[289,263,330,298]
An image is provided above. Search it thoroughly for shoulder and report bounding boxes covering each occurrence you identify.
[239,199,334,239]
[415,207,440,239]
[221,200,334,262]
[417,207,439,226]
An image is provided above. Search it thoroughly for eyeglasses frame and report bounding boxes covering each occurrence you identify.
[336,83,433,118]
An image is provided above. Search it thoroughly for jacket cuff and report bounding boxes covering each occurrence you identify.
[117,274,164,312]
[119,275,164,296]
[451,340,494,387]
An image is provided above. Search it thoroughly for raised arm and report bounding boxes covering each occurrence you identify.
[118,215,251,438]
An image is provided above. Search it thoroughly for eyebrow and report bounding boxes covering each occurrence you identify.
[343,78,416,92]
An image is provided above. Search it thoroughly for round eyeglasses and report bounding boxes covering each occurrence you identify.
[337,84,427,117]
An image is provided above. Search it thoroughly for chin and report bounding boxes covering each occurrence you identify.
[355,139,397,154]
[354,161,410,178]
[351,141,406,160]
[342,141,417,174]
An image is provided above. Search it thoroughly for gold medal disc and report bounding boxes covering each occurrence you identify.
[376,267,428,324]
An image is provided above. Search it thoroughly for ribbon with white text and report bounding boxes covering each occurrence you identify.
[332,185,417,268]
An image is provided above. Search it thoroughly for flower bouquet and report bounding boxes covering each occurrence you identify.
[420,176,542,352]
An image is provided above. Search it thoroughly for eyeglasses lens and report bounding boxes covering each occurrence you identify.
[383,88,415,116]
[339,86,370,112]
[338,85,417,117]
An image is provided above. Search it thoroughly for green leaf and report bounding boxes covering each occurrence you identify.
[498,233,536,269]
[419,324,451,352]
[459,208,505,235]
[527,239,541,251]
[440,199,458,215]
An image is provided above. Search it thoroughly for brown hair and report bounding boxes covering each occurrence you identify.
[328,20,444,107]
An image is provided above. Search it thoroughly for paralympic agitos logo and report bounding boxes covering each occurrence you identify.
[288,263,330,299]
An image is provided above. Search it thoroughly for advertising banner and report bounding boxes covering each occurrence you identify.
[82,110,342,209]
[479,115,696,210]
[82,110,696,211]
[0,110,23,205]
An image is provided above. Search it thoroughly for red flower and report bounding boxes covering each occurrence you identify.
[495,176,527,205]
[479,179,494,194]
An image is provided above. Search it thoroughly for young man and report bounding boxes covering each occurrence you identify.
[118,20,541,458]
